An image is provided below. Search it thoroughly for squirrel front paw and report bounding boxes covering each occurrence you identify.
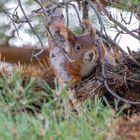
[68,76,81,88]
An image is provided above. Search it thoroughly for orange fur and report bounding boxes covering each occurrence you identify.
[65,60,81,86]
[92,0,109,7]
[56,23,99,86]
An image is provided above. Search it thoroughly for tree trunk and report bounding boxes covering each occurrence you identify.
[82,0,89,19]
[42,0,71,89]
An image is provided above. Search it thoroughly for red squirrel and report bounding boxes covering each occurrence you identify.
[55,19,121,85]
[0,20,121,86]
[54,21,99,85]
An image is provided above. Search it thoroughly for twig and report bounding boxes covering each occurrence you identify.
[18,0,45,60]
[127,55,140,68]
[1,8,20,37]
[46,26,73,63]
[87,0,104,34]
[69,3,84,28]
[96,29,127,55]
[127,46,140,68]
[120,12,133,25]
[34,0,73,63]
[66,4,69,27]
[82,0,89,19]
[97,1,140,41]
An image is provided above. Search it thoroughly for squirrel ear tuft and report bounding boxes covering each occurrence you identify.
[82,19,96,37]
[55,24,77,43]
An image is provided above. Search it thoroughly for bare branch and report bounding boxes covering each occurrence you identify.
[17,0,45,61]
[97,1,140,41]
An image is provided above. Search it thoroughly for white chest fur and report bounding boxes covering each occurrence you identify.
[80,62,97,77]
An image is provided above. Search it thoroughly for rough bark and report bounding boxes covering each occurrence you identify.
[82,0,89,19]
[43,0,71,89]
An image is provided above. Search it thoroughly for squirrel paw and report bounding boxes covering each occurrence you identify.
[68,77,81,88]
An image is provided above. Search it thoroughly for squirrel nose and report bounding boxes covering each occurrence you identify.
[89,52,94,61]
[83,51,96,62]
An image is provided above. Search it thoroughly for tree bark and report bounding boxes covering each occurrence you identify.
[42,0,71,89]
[82,0,89,19]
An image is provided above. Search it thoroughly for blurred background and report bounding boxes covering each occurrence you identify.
[0,0,139,52]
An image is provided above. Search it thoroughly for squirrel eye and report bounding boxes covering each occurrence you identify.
[75,44,81,50]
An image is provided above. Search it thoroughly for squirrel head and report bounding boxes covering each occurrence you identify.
[55,19,99,65]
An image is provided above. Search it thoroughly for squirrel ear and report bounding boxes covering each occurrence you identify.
[82,19,96,37]
[55,24,77,44]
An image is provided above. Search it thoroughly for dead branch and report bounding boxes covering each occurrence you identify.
[97,1,140,41]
